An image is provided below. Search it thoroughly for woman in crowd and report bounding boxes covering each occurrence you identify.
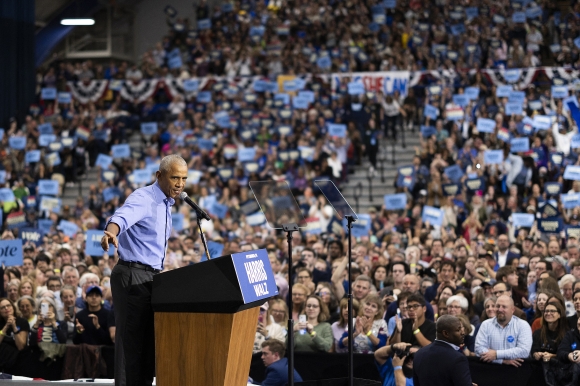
[267,299,289,333]
[6,280,19,303]
[253,303,286,353]
[60,285,78,343]
[291,283,310,320]
[531,301,572,385]
[371,265,388,292]
[339,294,388,353]
[331,298,360,353]
[531,290,551,332]
[480,297,497,323]
[0,298,29,372]
[431,285,454,317]
[18,277,36,299]
[293,295,333,352]
[30,297,67,345]
[315,282,340,324]
[447,295,477,338]
[456,314,476,355]
[16,296,37,329]
[455,289,481,328]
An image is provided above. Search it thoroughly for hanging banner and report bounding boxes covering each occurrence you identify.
[331,71,410,96]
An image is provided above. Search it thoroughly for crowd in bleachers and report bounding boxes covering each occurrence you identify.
[4,0,580,384]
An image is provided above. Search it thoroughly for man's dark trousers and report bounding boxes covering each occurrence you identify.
[111,263,156,386]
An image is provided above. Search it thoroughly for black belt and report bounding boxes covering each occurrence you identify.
[117,259,161,274]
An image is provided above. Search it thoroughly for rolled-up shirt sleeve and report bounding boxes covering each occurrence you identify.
[106,190,150,234]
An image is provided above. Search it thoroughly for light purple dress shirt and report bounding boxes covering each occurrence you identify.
[106,181,174,270]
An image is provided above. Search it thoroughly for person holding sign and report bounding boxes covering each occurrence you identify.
[102,154,188,386]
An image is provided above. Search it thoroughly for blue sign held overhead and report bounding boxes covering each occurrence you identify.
[511,213,535,227]
[58,220,79,238]
[477,118,496,133]
[422,206,444,226]
[484,150,504,165]
[38,180,59,196]
[111,144,131,159]
[384,193,407,210]
[85,230,115,256]
[41,88,57,100]
[0,239,23,267]
[25,150,41,164]
[510,138,529,153]
[141,122,158,135]
[328,123,347,138]
[20,228,43,246]
[496,85,513,97]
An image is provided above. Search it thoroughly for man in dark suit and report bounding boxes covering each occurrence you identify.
[259,340,302,386]
[413,315,476,386]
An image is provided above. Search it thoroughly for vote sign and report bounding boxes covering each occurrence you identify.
[0,239,23,267]
[231,249,278,304]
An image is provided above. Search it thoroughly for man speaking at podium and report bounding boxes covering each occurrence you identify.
[101,155,188,386]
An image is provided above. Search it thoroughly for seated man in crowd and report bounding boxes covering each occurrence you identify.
[474,295,532,366]
[388,294,435,348]
[257,340,302,386]
[73,286,113,346]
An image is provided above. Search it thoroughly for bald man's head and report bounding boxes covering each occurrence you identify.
[495,295,515,325]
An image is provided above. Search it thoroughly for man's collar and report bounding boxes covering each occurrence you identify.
[435,339,460,351]
[493,316,513,328]
[153,181,175,206]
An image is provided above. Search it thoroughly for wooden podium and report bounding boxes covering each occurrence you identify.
[151,250,277,386]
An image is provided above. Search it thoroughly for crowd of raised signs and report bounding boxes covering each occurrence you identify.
[5,0,580,383]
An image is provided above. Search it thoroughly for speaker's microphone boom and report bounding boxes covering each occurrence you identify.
[179,192,211,221]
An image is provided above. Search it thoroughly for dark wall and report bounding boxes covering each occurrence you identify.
[0,0,35,128]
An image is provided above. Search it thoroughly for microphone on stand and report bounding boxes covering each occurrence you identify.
[179,192,211,221]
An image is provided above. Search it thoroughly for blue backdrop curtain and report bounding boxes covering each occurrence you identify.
[0,0,35,128]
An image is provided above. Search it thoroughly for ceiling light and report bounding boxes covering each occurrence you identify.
[60,19,95,26]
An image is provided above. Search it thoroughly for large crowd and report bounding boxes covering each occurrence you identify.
[3,0,580,384]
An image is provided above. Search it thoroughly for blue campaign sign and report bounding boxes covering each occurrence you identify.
[328,123,347,138]
[38,219,54,234]
[141,122,158,135]
[383,0,396,9]
[316,55,331,69]
[562,193,580,209]
[197,91,212,103]
[526,6,542,18]
[214,111,230,128]
[384,193,407,210]
[85,230,115,256]
[183,79,199,92]
[564,165,580,180]
[496,85,513,97]
[571,134,580,149]
[512,11,526,23]
[538,217,562,234]
[444,164,464,182]
[298,146,315,162]
[508,91,525,104]
[424,104,439,119]
[186,170,202,186]
[38,180,59,196]
[283,80,298,92]
[58,220,79,237]
[41,88,57,100]
[298,91,315,104]
[348,82,365,95]
[0,171,5,184]
[497,129,511,143]
[197,18,211,30]
[57,92,72,104]
[231,249,278,303]
[238,147,256,162]
[345,214,371,237]
[39,196,61,213]
[0,239,23,267]
[442,183,461,196]
[373,14,386,24]
[38,123,53,135]
[505,102,523,116]
[111,144,131,159]
[552,86,569,99]
[477,118,496,133]
[465,7,479,18]
[5,211,26,230]
[563,95,578,112]
[422,206,443,226]
[102,187,121,203]
[421,126,436,138]
[20,228,43,246]
[450,24,465,36]
[95,154,113,169]
[484,150,504,165]
[465,87,480,100]
[274,93,290,105]
[452,94,469,107]
[533,115,552,131]
[512,213,535,227]
[132,169,152,184]
[0,188,15,202]
[211,202,229,219]
[171,213,184,231]
[9,136,26,150]
[25,150,41,164]
[510,137,529,153]
[544,182,562,196]
[292,96,310,109]
[396,165,416,189]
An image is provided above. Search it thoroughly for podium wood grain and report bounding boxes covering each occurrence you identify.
[155,307,260,386]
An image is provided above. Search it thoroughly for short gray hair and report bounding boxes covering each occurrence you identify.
[159,155,187,174]
[17,295,36,312]
[446,295,468,311]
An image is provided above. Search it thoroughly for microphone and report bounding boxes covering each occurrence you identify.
[179,192,211,221]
